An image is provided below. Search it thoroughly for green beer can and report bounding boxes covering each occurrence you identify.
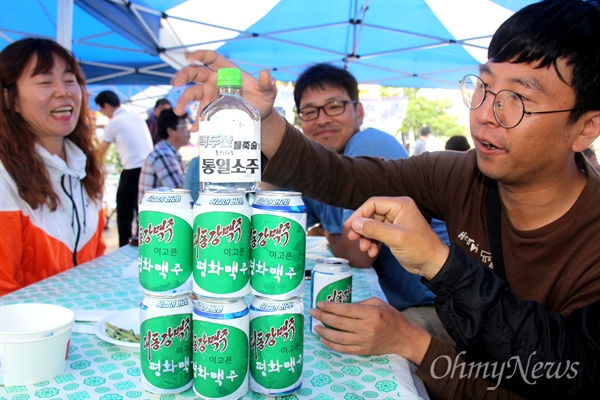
[250,191,307,299]
[192,296,249,400]
[193,192,251,298]
[311,257,352,334]
[249,295,304,395]
[139,188,193,295]
[140,293,193,394]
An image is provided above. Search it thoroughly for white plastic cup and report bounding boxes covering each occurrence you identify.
[0,303,75,386]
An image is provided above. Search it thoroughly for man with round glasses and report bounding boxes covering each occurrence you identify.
[461,74,578,129]
[294,63,447,315]
[173,0,600,397]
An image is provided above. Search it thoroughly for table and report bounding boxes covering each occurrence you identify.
[1,237,427,400]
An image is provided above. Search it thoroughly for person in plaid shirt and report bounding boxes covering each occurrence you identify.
[138,108,190,203]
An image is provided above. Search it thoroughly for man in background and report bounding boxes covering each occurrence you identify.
[294,63,440,311]
[95,90,153,247]
[413,125,432,155]
[146,98,172,144]
[444,135,471,151]
[139,109,189,203]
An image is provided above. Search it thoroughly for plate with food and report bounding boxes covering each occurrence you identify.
[94,308,140,349]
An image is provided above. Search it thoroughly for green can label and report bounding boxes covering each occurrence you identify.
[139,211,193,293]
[249,314,303,392]
[315,277,352,304]
[193,211,250,296]
[314,277,352,331]
[250,215,305,297]
[192,320,249,399]
[141,313,193,391]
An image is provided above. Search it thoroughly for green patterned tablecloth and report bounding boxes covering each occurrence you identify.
[1,237,425,400]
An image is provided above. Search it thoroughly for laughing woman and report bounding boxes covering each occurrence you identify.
[0,38,106,295]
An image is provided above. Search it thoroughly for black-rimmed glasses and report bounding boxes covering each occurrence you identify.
[296,100,358,121]
[460,74,577,129]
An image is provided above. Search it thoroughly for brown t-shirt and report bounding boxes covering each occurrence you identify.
[263,121,600,398]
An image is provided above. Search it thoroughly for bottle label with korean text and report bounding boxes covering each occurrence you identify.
[199,112,261,188]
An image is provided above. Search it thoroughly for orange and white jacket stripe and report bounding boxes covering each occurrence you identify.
[0,140,106,295]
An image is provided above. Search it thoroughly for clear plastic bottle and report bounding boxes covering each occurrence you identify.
[198,68,261,193]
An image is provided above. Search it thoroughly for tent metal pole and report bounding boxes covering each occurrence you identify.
[57,0,74,51]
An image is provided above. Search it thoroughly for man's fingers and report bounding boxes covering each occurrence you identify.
[356,297,387,306]
[184,50,238,70]
[314,327,380,356]
[173,84,205,116]
[314,301,361,318]
[355,218,392,242]
[172,64,212,87]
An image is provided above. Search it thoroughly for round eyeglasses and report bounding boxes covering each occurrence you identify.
[296,99,358,121]
[460,74,577,129]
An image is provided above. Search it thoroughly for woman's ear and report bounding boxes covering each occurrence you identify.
[3,88,13,111]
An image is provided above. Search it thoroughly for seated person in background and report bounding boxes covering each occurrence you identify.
[444,135,470,151]
[146,98,172,144]
[294,63,443,311]
[0,38,106,295]
[138,109,189,202]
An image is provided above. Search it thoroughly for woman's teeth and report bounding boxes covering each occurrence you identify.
[51,106,73,118]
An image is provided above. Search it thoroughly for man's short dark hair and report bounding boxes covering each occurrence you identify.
[420,126,432,136]
[489,0,600,123]
[156,108,187,141]
[94,90,120,108]
[294,63,359,110]
[445,135,470,151]
[154,98,171,110]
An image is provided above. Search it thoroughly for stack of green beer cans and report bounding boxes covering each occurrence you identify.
[138,188,307,398]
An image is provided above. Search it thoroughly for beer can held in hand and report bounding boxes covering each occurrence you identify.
[311,257,352,334]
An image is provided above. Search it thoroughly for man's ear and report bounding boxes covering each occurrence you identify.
[355,101,365,125]
[166,127,175,139]
[573,111,600,152]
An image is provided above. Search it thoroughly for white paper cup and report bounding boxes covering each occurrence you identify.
[0,303,75,386]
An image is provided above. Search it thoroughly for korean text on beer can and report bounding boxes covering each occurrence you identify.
[249,295,304,396]
[138,188,193,295]
[193,192,251,298]
[311,257,353,334]
[140,293,193,394]
[192,296,249,400]
[250,191,307,299]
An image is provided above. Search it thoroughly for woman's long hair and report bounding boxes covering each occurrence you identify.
[0,38,105,210]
